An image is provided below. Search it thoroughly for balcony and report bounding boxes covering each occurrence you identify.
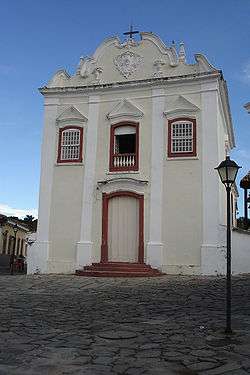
[111,153,137,171]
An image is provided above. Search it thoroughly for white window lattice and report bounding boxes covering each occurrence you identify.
[60,129,81,160]
[171,122,193,153]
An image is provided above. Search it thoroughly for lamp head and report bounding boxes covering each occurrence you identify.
[215,156,241,188]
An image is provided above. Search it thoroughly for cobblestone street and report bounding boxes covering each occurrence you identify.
[0,275,250,375]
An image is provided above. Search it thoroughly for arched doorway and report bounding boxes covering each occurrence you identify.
[101,191,144,263]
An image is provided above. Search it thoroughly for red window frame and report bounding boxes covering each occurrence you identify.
[109,122,139,172]
[57,126,83,164]
[167,117,197,158]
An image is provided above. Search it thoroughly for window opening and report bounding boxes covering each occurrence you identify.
[171,122,193,153]
[61,129,80,160]
[115,134,136,154]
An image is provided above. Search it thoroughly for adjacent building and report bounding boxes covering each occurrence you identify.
[0,215,29,257]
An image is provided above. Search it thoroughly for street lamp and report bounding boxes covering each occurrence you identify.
[10,224,18,275]
[215,156,241,334]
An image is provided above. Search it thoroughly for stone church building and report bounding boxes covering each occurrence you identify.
[28,31,237,276]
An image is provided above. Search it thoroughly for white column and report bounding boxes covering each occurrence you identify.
[27,99,59,274]
[200,83,225,275]
[76,95,100,268]
[146,89,165,268]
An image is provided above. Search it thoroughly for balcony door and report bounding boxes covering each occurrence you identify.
[109,122,139,172]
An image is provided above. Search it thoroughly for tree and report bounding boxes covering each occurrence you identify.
[237,217,250,230]
[23,215,35,223]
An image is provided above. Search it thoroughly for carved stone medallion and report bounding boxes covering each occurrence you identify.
[114,51,143,78]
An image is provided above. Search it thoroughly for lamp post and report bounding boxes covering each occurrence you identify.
[215,156,241,334]
[10,224,18,275]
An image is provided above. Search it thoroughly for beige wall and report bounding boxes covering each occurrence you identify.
[48,165,84,272]
[45,80,224,273]
[0,223,28,256]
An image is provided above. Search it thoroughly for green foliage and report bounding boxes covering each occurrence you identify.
[23,215,35,223]
[237,217,250,229]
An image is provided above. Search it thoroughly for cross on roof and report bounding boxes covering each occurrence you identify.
[123,24,139,39]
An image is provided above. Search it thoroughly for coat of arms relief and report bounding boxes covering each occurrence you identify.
[114,51,143,78]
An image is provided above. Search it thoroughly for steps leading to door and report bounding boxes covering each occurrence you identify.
[76,262,164,277]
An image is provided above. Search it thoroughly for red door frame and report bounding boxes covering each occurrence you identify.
[101,191,144,264]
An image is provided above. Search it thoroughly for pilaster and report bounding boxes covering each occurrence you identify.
[76,95,100,268]
[146,89,165,268]
[200,83,223,275]
[27,100,59,274]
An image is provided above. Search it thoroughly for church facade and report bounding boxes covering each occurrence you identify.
[28,32,236,275]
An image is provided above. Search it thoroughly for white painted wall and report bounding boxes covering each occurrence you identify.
[27,99,59,274]
[31,33,240,276]
[232,230,250,274]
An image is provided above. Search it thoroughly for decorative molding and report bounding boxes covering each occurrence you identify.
[140,32,178,66]
[164,95,200,117]
[115,38,141,49]
[92,36,121,60]
[97,177,148,187]
[56,106,88,125]
[77,57,97,78]
[114,51,143,78]
[93,67,103,82]
[195,54,218,72]
[47,70,70,88]
[107,99,143,120]
[178,42,186,64]
[153,59,166,77]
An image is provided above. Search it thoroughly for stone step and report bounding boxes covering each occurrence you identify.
[84,267,152,272]
[76,262,164,277]
[76,269,163,277]
[91,262,152,268]
[84,265,153,272]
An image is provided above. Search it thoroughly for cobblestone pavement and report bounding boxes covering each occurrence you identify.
[1,275,250,375]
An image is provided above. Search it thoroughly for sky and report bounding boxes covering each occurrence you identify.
[0,0,249,218]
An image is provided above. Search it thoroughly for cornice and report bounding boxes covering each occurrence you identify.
[218,79,235,148]
[39,71,221,96]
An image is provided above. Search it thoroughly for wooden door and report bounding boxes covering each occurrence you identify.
[108,195,139,262]
[101,191,144,264]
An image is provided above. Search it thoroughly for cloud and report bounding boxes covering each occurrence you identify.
[242,61,250,84]
[0,204,38,219]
